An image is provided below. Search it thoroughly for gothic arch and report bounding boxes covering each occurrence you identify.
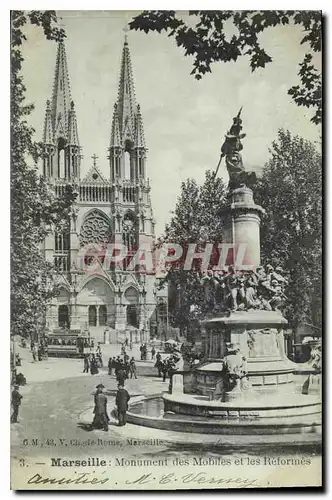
[124,285,140,303]
[78,273,115,295]
[124,286,140,329]
[78,275,116,329]
[56,286,70,305]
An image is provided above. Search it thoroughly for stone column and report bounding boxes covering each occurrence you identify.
[96,305,100,327]
[221,187,265,270]
[208,330,213,358]
[70,211,79,269]
[69,291,80,333]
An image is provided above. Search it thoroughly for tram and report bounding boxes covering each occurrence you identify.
[47,329,92,358]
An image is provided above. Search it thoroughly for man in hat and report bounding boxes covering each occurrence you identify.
[11,384,23,423]
[116,361,127,386]
[92,384,109,431]
[116,385,130,426]
[83,354,90,373]
[129,357,137,379]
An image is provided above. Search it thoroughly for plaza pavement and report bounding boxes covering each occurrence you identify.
[11,342,321,467]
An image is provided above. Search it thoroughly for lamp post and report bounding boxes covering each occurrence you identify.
[142,284,147,343]
[69,266,80,333]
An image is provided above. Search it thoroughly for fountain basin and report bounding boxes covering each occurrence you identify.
[127,395,321,436]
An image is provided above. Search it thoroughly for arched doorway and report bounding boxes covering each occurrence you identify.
[124,287,139,329]
[88,305,97,327]
[78,277,116,343]
[99,305,107,326]
[58,305,70,329]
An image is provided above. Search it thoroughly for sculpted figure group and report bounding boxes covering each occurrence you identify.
[201,264,288,314]
[218,108,257,189]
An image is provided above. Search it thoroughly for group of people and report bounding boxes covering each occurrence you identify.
[154,352,178,382]
[108,356,137,381]
[139,343,156,361]
[139,343,148,360]
[31,341,47,362]
[91,344,135,431]
[91,383,131,431]
[201,263,288,313]
[83,344,103,375]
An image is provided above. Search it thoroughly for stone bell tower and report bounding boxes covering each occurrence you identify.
[107,35,156,338]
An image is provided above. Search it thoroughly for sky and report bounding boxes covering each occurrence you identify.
[21,10,321,236]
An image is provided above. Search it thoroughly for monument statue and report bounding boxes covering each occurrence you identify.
[200,264,289,314]
[215,108,257,189]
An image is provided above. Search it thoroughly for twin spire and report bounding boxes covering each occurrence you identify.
[43,41,79,148]
[43,36,146,180]
[110,37,146,149]
[43,36,146,179]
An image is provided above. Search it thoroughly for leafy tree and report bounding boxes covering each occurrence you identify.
[11,11,76,340]
[130,10,321,124]
[159,170,227,337]
[255,129,322,335]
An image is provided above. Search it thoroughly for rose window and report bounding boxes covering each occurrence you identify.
[79,211,111,246]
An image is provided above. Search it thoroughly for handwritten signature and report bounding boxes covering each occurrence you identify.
[126,472,258,488]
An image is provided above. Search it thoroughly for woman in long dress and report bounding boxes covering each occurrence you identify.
[92,384,109,430]
[90,354,99,375]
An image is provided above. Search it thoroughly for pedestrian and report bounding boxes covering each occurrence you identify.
[11,384,23,423]
[116,385,130,426]
[114,356,121,377]
[129,357,137,379]
[90,354,99,375]
[15,354,21,367]
[37,344,43,361]
[129,341,132,351]
[83,354,90,373]
[91,384,109,431]
[161,360,168,382]
[108,357,113,375]
[116,365,127,386]
[155,358,162,377]
[139,344,144,360]
[96,352,103,368]
[151,346,156,360]
[124,337,128,347]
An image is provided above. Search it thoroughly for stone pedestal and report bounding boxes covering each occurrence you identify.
[172,374,184,394]
[197,310,295,397]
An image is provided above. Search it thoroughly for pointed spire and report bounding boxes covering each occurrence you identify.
[135,104,146,148]
[68,101,80,146]
[43,100,54,145]
[51,41,72,140]
[110,103,122,147]
[116,37,136,142]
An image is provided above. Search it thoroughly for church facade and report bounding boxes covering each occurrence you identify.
[41,37,162,344]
